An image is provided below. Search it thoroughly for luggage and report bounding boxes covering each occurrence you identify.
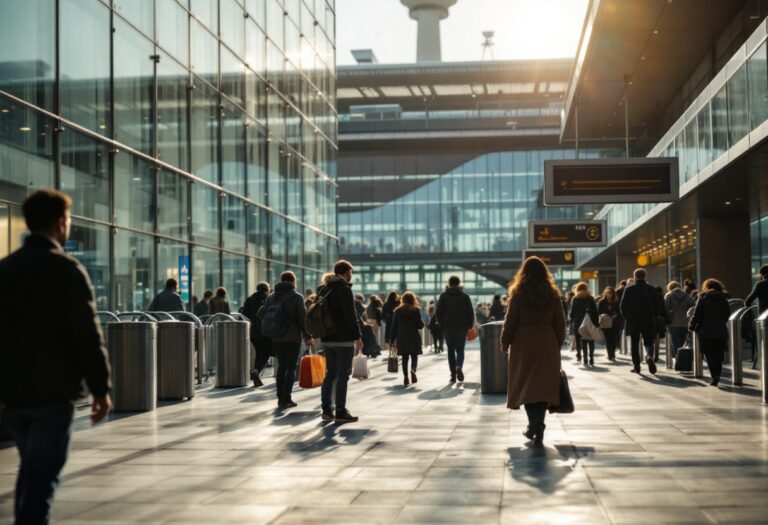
[352,352,369,380]
[299,350,326,388]
[675,346,693,372]
[387,346,399,373]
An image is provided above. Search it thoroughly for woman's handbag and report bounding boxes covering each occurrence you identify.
[598,313,613,329]
[549,370,575,414]
[387,346,399,373]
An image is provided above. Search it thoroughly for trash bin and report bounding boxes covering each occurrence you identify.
[479,321,507,394]
[155,318,196,400]
[170,311,207,384]
[108,312,158,412]
[206,313,250,388]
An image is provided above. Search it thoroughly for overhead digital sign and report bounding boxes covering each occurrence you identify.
[528,220,607,248]
[523,250,577,267]
[543,157,679,205]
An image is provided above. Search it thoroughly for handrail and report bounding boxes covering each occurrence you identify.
[145,311,175,321]
[168,311,203,327]
[229,312,250,322]
[204,313,236,325]
[116,311,159,322]
[97,311,120,323]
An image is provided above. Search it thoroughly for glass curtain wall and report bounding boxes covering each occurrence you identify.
[0,0,338,310]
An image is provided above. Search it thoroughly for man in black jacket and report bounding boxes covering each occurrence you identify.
[620,268,662,374]
[745,264,768,314]
[0,189,111,524]
[319,260,363,423]
[436,275,475,382]
[263,271,314,408]
[148,278,185,312]
[240,282,272,387]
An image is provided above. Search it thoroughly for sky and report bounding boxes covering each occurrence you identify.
[336,0,591,65]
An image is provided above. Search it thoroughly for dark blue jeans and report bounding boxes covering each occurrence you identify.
[273,341,301,397]
[669,326,688,358]
[321,346,354,412]
[444,330,467,373]
[7,404,74,525]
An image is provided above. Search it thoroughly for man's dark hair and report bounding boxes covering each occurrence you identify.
[334,259,354,275]
[165,278,178,289]
[760,265,768,278]
[257,282,270,292]
[633,268,647,280]
[447,275,461,287]
[22,189,72,232]
[203,290,214,299]
[215,287,227,297]
[280,271,296,283]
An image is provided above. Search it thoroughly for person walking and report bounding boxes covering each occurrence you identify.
[745,264,768,314]
[365,295,383,329]
[475,302,490,325]
[489,294,505,320]
[689,279,731,386]
[262,272,314,408]
[427,300,444,353]
[665,281,695,358]
[194,289,214,317]
[597,286,621,361]
[436,275,475,383]
[620,268,663,374]
[382,292,400,356]
[240,282,272,387]
[210,287,231,314]
[569,282,599,365]
[565,290,576,351]
[501,256,564,447]
[0,189,112,524]
[148,278,185,312]
[391,292,424,386]
[319,260,363,423]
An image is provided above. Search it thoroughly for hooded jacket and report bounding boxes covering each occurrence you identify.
[263,281,311,343]
[435,286,475,332]
[690,290,730,340]
[240,289,270,342]
[316,275,362,344]
[665,288,695,328]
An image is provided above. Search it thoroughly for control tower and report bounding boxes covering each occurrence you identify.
[400,0,457,62]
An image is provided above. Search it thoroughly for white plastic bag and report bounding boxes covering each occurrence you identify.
[352,352,369,380]
[578,315,604,342]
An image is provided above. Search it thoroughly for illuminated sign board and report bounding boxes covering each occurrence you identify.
[528,220,607,248]
[523,250,576,267]
[543,158,678,205]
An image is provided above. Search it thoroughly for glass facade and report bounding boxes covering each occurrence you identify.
[0,0,338,310]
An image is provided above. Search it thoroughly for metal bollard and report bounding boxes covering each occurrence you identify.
[665,332,673,369]
[757,310,768,404]
[728,307,747,386]
[479,321,507,394]
[693,331,704,379]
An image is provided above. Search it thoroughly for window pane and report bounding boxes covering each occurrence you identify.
[270,213,286,261]
[697,104,712,170]
[727,65,749,146]
[60,131,110,222]
[222,253,246,307]
[0,0,55,111]
[114,19,155,154]
[247,205,268,257]
[68,220,111,311]
[157,53,190,170]
[221,102,246,193]
[247,122,267,203]
[221,0,245,57]
[114,0,154,38]
[267,142,285,212]
[157,0,189,66]
[192,183,220,246]
[192,246,220,301]
[191,81,220,183]
[267,0,284,51]
[286,220,302,266]
[157,170,189,239]
[114,153,155,232]
[246,20,266,76]
[712,85,728,158]
[748,42,768,130]
[190,0,218,33]
[60,0,111,135]
[191,21,219,87]
[246,0,266,29]
[222,195,246,252]
[0,105,55,204]
[221,47,246,108]
[157,240,189,308]
[683,119,697,182]
[114,230,155,312]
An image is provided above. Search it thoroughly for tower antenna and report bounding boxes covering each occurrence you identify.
[482,31,495,60]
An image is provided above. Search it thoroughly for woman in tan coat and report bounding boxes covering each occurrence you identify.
[501,256,565,446]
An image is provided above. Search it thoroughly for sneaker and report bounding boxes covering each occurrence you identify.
[250,369,263,388]
[646,357,657,375]
[456,367,464,382]
[411,370,418,384]
[335,410,358,423]
[321,408,334,421]
[284,396,298,408]
[277,396,287,409]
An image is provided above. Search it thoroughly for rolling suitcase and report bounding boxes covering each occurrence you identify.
[675,335,693,372]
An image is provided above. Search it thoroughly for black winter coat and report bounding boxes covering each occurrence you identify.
[436,286,475,333]
[620,280,662,338]
[262,282,310,343]
[489,301,505,321]
[316,276,362,344]
[745,279,768,315]
[569,293,598,331]
[241,290,270,342]
[0,235,111,408]
[149,288,184,312]
[391,307,425,355]
[690,290,730,340]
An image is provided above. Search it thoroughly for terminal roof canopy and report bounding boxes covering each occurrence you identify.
[561,0,746,148]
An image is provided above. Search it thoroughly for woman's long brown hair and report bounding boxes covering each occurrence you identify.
[507,256,561,306]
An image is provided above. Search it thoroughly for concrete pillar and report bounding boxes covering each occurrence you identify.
[616,252,635,285]
[401,0,457,62]
[696,216,751,299]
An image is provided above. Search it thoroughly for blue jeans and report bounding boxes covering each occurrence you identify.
[444,330,467,373]
[7,404,74,525]
[273,341,301,398]
[669,326,688,358]
[321,346,354,412]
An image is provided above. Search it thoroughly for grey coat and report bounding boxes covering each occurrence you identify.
[664,289,695,327]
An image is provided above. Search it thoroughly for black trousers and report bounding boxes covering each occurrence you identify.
[252,337,272,373]
[272,341,301,397]
[524,402,547,430]
[574,334,594,361]
[402,354,419,375]
[701,338,726,379]
[603,328,618,358]
[629,330,655,366]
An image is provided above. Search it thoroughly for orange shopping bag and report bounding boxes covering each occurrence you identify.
[299,349,326,389]
[467,325,478,341]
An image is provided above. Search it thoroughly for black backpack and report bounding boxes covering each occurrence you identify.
[305,287,336,339]
[258,294,293,339]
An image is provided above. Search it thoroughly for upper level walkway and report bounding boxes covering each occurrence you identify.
[1,345,767,524]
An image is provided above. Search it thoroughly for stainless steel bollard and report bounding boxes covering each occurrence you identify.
[479,321,508,394]
[665,332,673,369]
[692,331,704,378]
[170,312,207,384]
[207,313,250,388]
[156,321,196,400]
[728,307,747,386]
[107,320,157,412]
[757,310,768,404]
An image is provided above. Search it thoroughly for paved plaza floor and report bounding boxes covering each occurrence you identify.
[1,345,768,524]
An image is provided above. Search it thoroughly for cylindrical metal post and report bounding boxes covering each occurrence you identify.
[757,310,768,404]
[665,332,673,369]
[108,321,157,412]
[693,331,704,378]
[479,321,507,394]
[728,307,746,386]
